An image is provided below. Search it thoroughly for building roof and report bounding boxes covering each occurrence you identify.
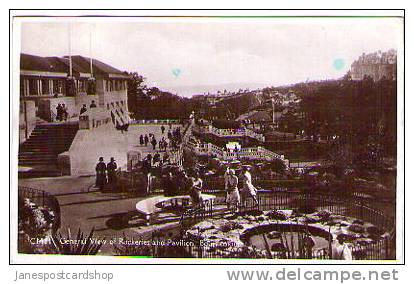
[20,53,68,73]
[21,53,129,79]
[65,55,128,78]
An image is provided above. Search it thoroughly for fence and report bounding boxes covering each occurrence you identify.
[130,119,181,125]
[193,124,265,142]
[18,186,61,232]
[179,191,395,260]
[184,140,289,165]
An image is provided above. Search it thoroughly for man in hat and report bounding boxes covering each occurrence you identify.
[107,157,118,191]
[95,157,107,191]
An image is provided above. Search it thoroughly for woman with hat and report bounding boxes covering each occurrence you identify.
[95,157,107,191]
[226,169,240,212]
[241,165,258,206]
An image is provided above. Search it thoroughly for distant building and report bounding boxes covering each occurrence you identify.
[350,49,397,81]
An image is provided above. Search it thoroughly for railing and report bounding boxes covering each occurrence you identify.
[130,119,181,125]
[193,124,265,142]
[180,191,395,260]
[184,141,289,165]
[18,186,61,232]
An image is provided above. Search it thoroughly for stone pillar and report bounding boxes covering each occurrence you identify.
[37,79,42,95]
[95,78,105,107]
[49,79,53,95]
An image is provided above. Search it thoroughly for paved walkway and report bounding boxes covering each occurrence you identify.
[18,175,186,254]
[69,123,181,176]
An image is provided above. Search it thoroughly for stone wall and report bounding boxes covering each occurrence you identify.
[19,100,36,143]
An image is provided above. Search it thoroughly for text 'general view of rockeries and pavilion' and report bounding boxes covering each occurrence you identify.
[17,21,398,261]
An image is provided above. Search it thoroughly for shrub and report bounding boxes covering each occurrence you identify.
[220,221,244,232]
[348,224,365,234]
[266,210,288,221]
[51,228,104,255]
[315,210,332,221]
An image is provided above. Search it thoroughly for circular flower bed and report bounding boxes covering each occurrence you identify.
[185,209,389,258]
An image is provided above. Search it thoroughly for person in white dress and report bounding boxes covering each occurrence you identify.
[224,167,231,203]
[241,166,259,206]
[331,238,352,260]
[226,169,240,211]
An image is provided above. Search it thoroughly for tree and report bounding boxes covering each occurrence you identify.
[127,72,147,118]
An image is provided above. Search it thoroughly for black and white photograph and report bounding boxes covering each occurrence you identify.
[11,11,404,264]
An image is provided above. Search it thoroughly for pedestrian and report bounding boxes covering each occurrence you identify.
[224,167,230,202]
[226,169,240,211]
[151,137,157,150]
[90,100,97,108]
[142,154,153,195]
[161,125,165,134]
[331,237,352,260]
[107,157,118,191]
[144,134,149,146]
[56,103,62,121]
[167,130,172,140]
[62,103,68,121]
[189,172,203,205]
[153,152,161,167]
[139,135,144,146]
[241,166,258,206]
[162,152,170,164]
[163,170,177,197]
[95,157,107,191]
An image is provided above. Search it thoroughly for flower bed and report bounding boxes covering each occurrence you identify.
[185,209,390,259]
[18,197,56,254]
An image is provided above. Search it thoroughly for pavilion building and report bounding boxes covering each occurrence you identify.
[20,53,130,123]
[19,53,131,177]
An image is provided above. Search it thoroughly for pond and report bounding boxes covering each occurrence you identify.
[241,223,331,253]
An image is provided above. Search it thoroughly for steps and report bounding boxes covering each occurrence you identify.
[19,122,79,177]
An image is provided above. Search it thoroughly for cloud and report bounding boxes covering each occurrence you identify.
[20,17,402,96]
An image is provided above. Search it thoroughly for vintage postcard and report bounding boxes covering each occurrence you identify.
[10,10,404,264]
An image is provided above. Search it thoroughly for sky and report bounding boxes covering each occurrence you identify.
[19,17,403,97]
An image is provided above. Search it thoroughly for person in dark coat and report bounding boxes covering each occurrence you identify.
[95,157,107,191]
[151,137,157,150]
[107,157,118,191]
[142,154,153,195]
[161,125,165,134]
[90,100,97,108]
[144,134,149,146]
[56,103,63,121]
[139,135,144,146]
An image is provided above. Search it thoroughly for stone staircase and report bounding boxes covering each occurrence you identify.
[18,122,79,178]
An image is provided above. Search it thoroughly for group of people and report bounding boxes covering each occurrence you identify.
[224,166,259,211]
[80,101,98,115]
[55,103,69,121]
[138,125,182,151]
[95,157,118,191]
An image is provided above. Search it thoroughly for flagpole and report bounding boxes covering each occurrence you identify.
[68,23,72,78]
[89,24,93,77]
